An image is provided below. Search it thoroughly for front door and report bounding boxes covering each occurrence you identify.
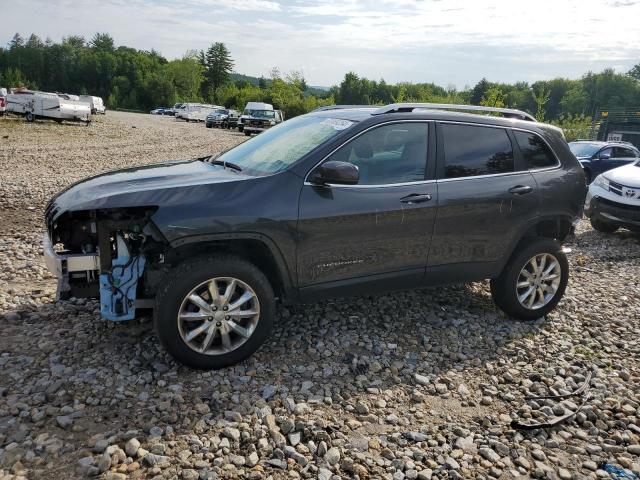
[297,122,437,297]
[427,122,539,279]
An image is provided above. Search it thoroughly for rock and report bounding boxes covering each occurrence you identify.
[325,447,340,465]
[404,431,427,442]
[415,374,430,386]
[247,451,259,467]
[318,468,333,480]
[479,447,500,463]
[262,385,277,399]
[125,438,140,457]
[56,415,73,429]
[104,473,127,480]
[181,469,199,480]
[223,427,241,442]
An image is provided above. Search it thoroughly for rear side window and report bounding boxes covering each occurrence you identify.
[613,147,637,158]
[513,131,559,169]
[441,124,514,178]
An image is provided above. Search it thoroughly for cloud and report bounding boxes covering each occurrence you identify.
[2,0,640,87]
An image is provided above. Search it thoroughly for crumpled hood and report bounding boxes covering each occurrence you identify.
[604,162,640,187]
[46,158,251,221]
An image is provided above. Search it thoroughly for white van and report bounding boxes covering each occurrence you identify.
[79,95,106,114]
[6,89,91,124]
[238,102,274,132]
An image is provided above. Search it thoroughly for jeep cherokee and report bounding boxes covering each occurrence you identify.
[43,103,587,369]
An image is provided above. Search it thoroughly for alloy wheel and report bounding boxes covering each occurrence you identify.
[177,277,260,355]
[516,253,561,310]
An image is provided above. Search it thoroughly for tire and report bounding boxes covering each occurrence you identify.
[206,123,212,128]
[25,112,35,123]
[154,256,275,369]
[590,217,618,233]
[490,238,569,320]
[244,131,251,136]
[238,125,244,132]
[583,169,592,185]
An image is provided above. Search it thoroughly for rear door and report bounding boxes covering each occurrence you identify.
[297,121,437,297]
[611,146,639,169]
[427,122,539,280]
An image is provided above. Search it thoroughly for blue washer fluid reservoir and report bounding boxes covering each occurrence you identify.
[99,254,146,321]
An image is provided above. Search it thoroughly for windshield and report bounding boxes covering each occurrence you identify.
[253,110,275,118]
[569,142,601,157]
[214,115,355,176]
[214,109,227,114]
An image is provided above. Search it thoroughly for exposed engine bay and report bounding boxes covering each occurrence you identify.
[44,207,165,321]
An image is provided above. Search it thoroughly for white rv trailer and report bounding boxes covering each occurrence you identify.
[79,95,106,114]
[176,103,216,121]
[6,89,91,124]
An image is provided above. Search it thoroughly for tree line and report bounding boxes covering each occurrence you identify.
[2,32,640,138]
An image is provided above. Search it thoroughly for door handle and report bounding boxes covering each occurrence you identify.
[508,185,533,195]
[400,193,432,204]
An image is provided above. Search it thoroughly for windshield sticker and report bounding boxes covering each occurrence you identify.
[321,118,354,130]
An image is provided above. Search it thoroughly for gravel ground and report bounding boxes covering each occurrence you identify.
[0,111,639,480]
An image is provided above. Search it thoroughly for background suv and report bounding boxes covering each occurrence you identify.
[43,103,586,369]
[569,140,640,184]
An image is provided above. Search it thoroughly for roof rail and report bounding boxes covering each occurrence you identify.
[311,105,374,112]
[373,103,537,122]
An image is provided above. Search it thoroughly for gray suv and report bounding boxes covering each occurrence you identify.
[43,103,586,369]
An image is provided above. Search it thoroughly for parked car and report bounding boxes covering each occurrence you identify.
[237,102,273,132]
[205,108,239,128]
[242,109,284,136]
[569,140,640,184]
[0,88,6,116]
[150,107,171,115]
[43,103,586,369]
[584,160,640,233]
[79,95,106,114]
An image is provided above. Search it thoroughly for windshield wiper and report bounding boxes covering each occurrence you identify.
[209,158,243,172]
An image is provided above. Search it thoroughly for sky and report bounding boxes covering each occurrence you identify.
[4,0,640,88]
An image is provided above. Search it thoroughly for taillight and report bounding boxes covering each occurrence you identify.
[0,97,5,108]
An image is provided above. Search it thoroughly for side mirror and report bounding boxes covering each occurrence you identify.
[599,152,611,160]
[309,161,359,185]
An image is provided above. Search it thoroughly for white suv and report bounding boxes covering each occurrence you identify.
[585,160,640,233]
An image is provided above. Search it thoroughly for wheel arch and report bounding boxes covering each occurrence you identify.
[163,233,295,303]
[498,215,574,274]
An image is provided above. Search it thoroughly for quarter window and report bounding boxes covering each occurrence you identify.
[441,124,514,178]
[513,131,558,169]
[327,123,428,185]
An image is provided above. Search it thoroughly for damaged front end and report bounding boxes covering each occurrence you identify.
[44,206,166,321]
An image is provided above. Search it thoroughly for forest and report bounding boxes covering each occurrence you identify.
[2,32,640,139]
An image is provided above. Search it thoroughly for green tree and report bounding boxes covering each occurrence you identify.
[532,86,550,121]
[203,42,234,101]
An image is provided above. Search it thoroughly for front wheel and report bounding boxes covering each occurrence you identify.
[590,217,618,233]
[25,112,35,123]
[490,238,569,320]
[154,256,275,369]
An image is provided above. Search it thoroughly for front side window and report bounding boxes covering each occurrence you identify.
[326,123,428,185]
[442,124,514,178]
[513,131,558,169]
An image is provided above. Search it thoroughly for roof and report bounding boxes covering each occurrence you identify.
[308,103,539,127]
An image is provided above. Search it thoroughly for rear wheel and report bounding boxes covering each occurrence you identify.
[244,131,251,136]
[590,217,618,233]
[490,238,569,320]
[25,112,35,123]
[155,256,275,369]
